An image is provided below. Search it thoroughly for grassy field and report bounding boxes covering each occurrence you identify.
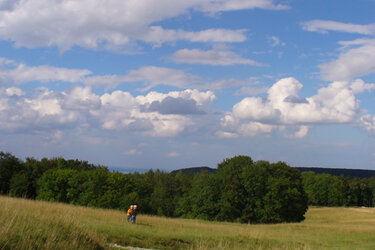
[1,196,375,249]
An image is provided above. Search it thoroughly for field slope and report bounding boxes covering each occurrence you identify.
[1,196,375,249]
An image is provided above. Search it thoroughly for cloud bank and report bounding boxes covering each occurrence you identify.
[219,78,375,138]
[0,86,216,137]
[0,0,287,52]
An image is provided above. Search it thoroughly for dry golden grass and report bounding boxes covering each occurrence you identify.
[0,196,106,249]
[1,196,375,249]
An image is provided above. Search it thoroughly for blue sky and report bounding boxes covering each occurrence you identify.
[1,0,375,171]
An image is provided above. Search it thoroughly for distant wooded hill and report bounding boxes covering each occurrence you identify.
[170,166,216,174]
[171,166,375,178]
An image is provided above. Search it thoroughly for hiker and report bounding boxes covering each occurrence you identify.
[127,205,133,222]
[131,205,137,224]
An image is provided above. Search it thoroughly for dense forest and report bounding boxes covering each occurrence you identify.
[172,166,375,178]
[1,152,374,224]
[173,166,375,207]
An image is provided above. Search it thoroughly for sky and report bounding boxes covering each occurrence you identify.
[1,0,375,171]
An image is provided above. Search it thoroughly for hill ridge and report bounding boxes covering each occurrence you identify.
[171,166,375,178]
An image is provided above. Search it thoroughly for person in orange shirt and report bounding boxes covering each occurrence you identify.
[127,205,133,222]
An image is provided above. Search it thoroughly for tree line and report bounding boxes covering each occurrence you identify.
[301,172,375,207]
[1,152,374,223]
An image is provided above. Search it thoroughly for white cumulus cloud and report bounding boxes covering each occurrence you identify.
[0,0,286,52]
[220,77,375,138]
[359,114,375,136]
[87,88,216,136]
[0,86,216,137]
[5,87,24,97]
[320,39,375,81]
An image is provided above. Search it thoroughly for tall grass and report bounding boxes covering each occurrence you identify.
[1,196,375,249]
[0,196,105,249]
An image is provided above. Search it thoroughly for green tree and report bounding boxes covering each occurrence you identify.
[9,171,30,197]
[77,168,110,207]
[96,172,135,209]
[301,171,318,205]
[241,160,270,223]
[262,162,308,223]
[150,170,179,217]
[9,157,58,199]
[327,176,346,206]
[37,168,79,202]
[215,155,253,221]
[176,173,220,220]
[0,152,23,194]
[131,171,154,214]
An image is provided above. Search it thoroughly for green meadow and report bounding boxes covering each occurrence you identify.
[1,195,375,249]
